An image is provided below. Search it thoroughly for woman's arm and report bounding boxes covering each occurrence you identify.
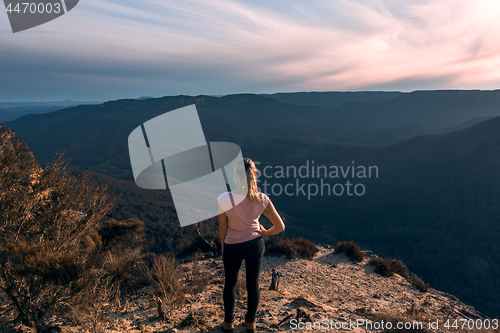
[259,200,285,236]
[218,212,228,247]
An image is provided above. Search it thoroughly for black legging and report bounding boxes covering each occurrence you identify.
[223,236,264,323]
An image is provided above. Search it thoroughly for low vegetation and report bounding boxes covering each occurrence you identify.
[369,257,407,277]
[0,131,216,331]
[335,241,365,262]
[366,305,432,333]
[265,236,319,259]
[369,258,430,292]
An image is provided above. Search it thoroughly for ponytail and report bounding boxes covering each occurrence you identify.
[243,158,262,202]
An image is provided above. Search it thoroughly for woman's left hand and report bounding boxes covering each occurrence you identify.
[257,223,267,236]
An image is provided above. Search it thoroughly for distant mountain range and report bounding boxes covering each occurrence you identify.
[0,100,102,122]
[6,90,500,174]
[260,91,401,108]
[3,90,500,317]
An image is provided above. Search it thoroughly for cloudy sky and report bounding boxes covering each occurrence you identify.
[1,0,500,101]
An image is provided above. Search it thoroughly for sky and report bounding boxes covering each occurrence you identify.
[2,0,500,102]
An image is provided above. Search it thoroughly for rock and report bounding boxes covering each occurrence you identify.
[288,297,324,311]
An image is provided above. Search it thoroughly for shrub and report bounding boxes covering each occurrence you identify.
[335,241,364,262]
[407,275,430,292]
[368,258,407,277]
[147,254,185,313]
[369,258,430,292]
[184,253,212,294]
[98,218,146,252]
[0,131,114,328]
[85,284,112,333]
[265,237,319,259]
[0,241,99,327]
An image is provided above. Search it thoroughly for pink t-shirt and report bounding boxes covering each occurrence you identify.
[218,192,270,244]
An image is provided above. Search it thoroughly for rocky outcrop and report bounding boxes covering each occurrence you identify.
[43,244,488,333]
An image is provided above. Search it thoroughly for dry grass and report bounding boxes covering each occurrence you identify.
[179,310,209,330]
[236,271,246,298]
[103,249,146,307]
[185,259,212,295]
[366,305,433,333]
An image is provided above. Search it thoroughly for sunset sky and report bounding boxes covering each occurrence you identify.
[2,0,500,101]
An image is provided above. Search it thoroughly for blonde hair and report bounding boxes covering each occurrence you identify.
[241,158,262,202]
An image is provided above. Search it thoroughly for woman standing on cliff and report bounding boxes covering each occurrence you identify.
[217,158,285,333]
